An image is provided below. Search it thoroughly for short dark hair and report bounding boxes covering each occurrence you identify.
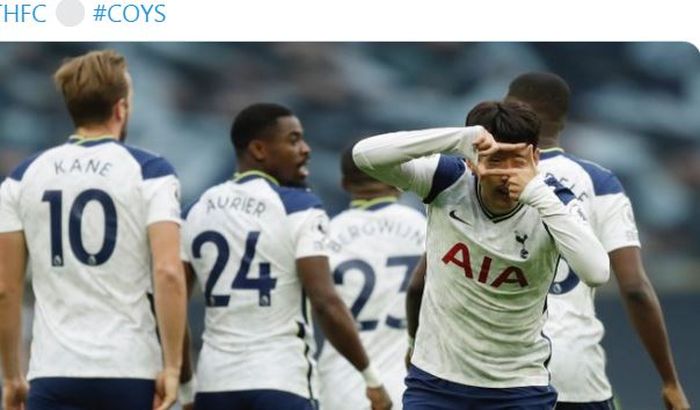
[230,103,294,154]
[465,101,540,147]
[341,142,376,185]
[506,72,570,122]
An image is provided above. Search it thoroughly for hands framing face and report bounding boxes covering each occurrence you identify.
[468,129,537,202]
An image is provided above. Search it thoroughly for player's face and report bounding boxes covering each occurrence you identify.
[477,146,531,212]
[261,116,311,186]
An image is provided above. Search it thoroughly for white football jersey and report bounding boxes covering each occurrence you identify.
[539,148,640,402]
[414,156,563,388]
[318,199,426,410]
[352,127,609,389]
[0,135,181,380]
[181,171,330,399]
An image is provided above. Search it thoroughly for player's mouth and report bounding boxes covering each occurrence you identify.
[496,185,509,197]
[297,160,309,178]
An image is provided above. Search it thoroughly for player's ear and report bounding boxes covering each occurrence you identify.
[532,146,540,166]
[248,139,267,162]
[114,97,128,122]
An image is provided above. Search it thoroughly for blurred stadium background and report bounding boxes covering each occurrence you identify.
[0,42,698,409]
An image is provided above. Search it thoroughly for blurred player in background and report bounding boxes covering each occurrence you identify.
[0,50,186,410]
[353,101,610,409]
[505,72,690,410]
[317,146,426,409]
[180,103,392,410]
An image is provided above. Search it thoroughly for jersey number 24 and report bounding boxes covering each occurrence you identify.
[192,230,277,308]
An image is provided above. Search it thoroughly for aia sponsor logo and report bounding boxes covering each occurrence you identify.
[442,242,528,288]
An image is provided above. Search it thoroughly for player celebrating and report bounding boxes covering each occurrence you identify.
[505,72,690,410]
[0,50,186,410]
[317,147,426,410]
[180,103,392,410]
[353,101,610,409]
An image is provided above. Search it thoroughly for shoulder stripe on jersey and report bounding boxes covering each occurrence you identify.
[122,145,177,180]
[563,153,624,196]
[543,175,576,205]
[273,186,324,214]
[423,155,466,204]
[9,151,45,181]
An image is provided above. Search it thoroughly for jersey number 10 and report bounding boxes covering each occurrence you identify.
[42,189,118,267]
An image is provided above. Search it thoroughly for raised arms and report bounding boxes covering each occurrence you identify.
[352,126,497,198]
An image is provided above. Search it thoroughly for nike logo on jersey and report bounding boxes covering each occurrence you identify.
[448,210,470,226]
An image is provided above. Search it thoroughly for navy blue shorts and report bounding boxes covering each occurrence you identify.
[194,389,318,410]
[27,377,154,410]
[555,398,616,410]
[403,365,558,410]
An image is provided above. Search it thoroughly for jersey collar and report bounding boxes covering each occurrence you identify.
[539,147,565,160]
[474,176,524,223]
[349,196,398,211]
[67,135,117,147]
[232,170,280,186]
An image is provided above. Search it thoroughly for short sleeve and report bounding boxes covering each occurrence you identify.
[143,174,182,226]
[0,178,23,233]
[592,193,641,252]
[290,208,331,259]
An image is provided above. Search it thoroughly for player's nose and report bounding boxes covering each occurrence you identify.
[299,139,311,155]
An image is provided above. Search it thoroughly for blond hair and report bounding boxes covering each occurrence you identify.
[54,49,128,127]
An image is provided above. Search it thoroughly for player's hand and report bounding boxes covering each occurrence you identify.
[662,383,690,410]
[470,126,499,157]
[505,145,538,201]
[2,377,29,410]
[469,127,527,159]
[366,385,392,410]
[153,368,180,410]
[479,145,538,202]
[404,345,413,370]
